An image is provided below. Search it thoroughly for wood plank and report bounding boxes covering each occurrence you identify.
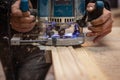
[67,47,89,79]
[50,46,108,80]
[74,47,108,80]
[46,27,120,80]
[51,47,88,80]
[50,47,65,80]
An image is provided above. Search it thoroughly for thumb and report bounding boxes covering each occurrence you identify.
[11,0,22,16]
[22,11,30,17]
[11,0,30,17]
[86,3,95,12]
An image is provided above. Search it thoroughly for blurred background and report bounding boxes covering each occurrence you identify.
[110,0,120,27]
[110,0,120,8]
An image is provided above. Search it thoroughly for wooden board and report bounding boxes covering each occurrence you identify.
[49,46,108,80]
[1,27,120,80]
[51,46,89,80]
[46,27,120,80]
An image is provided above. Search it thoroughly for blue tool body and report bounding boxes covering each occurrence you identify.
[38,0,86,17]
[20,0,29,12]
[11,0,105,46]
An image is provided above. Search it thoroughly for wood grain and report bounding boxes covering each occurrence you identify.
[50,46,89,80]
[47,27,120,80]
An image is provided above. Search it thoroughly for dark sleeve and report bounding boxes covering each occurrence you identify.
[0,0,10,34]
[85,0,111,10]
[0,0,17,35]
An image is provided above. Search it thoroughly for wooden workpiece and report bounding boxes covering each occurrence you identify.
[0,27,120,80]
[45,27,120,80]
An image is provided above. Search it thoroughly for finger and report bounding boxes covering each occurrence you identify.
[93,29,111,43]
[12,22,36,29]
[93,24,112,43]
[88,26,102,32]
[87,3,96,12]
[19,15,36,23]
[88,18,112,40]
[11,0,30,17]
[11,23,35,32]
[11,0,23,16]
[12,26,34,33]
[91,8,111,26]
[20,22,36,29]
[22,11,31,17]
[11,15,35,24]
[86,32,96,37]
[88,17,113,33]
[101,18,113,30]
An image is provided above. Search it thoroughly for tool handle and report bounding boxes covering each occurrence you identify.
[20,0,29,12]
[87,0,104,21]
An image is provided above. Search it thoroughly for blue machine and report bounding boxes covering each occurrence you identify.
[53,0,74,17]
[38,0,50,17]
[38,0,85,18]
[20,0,29,12]
[37,0,86,46]
[11,0,104,46]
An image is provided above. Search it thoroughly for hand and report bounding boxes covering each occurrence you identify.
[10,0,36,33]
[86,3,113,43]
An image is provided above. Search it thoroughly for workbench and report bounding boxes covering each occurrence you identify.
[45,27,120,80]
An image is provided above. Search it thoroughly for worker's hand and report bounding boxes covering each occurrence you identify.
[10,0,36,33]
[86,3,113,43]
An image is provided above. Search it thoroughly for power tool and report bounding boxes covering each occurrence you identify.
[11,0,104,46]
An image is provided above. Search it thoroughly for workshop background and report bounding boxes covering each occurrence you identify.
[0,0,120,80]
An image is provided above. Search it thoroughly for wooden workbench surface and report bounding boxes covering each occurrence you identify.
[46,27,120,80]
[83,27,120,80]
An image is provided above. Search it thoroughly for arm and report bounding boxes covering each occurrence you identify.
[86,0,113,43]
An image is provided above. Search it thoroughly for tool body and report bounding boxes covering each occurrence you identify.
[20,0,29,12]
[11,0,104,46]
